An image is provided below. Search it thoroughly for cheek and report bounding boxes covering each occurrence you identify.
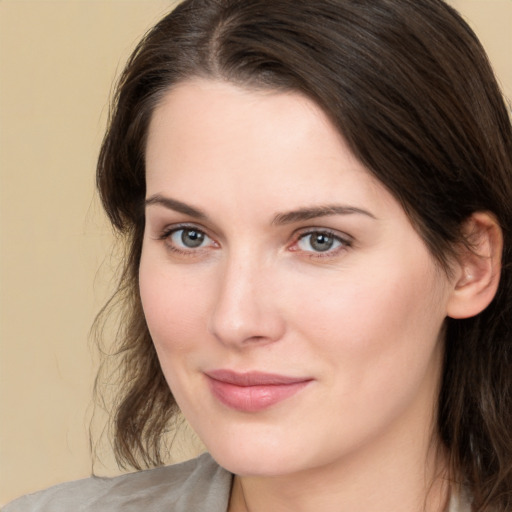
[288,264,447,440]
[138,254,216,420]
[288,256,448,381]
[138,258,210,356]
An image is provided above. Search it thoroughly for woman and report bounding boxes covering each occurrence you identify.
[5,0,511,510]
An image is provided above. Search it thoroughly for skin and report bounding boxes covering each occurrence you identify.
[140,79,460,511]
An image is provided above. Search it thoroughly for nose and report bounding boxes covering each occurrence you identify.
[207,253,286,348]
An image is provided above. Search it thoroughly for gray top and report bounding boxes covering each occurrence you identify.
[2,453,232,512]
[3,452,471,512]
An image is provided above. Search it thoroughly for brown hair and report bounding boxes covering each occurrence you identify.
[96,0,512,509]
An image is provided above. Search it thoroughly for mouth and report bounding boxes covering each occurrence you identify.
[204,370,313,412]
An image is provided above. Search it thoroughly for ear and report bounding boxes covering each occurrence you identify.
[447,212,503,319]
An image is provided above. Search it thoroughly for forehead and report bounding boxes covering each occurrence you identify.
[147,79,336,163]
[144,79,402,221]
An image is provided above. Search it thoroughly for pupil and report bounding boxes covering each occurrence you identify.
[182,229,204,248]
[311,233,333,252]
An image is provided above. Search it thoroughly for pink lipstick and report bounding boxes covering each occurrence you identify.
[205,370,312,412]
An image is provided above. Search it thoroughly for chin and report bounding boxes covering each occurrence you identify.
[203,433,312,477]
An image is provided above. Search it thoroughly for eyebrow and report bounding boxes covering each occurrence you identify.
[145,194,208,220]
[145,194,375,224]
[272,205,376,225]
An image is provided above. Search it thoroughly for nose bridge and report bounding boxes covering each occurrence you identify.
[208,245,284,347]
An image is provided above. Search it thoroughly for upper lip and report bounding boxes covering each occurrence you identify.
[205,369,312,386]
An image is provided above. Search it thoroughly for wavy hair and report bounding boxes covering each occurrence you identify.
[95,1,512,509]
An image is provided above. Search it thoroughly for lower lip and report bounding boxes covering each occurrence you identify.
[206,377,311,412]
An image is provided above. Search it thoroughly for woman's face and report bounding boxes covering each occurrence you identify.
[140,80,455,477]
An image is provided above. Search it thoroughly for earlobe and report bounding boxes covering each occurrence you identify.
[446,212,503,319]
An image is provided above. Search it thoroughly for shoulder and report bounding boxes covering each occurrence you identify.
[2,453,232,512]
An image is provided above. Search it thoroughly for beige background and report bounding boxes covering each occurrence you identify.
[1,0,511,506]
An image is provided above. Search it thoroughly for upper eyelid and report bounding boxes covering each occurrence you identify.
[145,205,224,238]
[154,222,353,247]
[157,222,212,238]
[293,226,353,242]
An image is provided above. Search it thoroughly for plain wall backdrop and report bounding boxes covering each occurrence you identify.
[1,0,511,506]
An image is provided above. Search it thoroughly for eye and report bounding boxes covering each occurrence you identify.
[295,230,350,254]
[159,226,217,254]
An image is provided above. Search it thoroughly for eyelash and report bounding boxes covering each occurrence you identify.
[156,224,352,259]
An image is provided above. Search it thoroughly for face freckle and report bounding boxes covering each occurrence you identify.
[139,79,455,478]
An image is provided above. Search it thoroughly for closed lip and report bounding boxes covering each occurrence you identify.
[204,369,313,412]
